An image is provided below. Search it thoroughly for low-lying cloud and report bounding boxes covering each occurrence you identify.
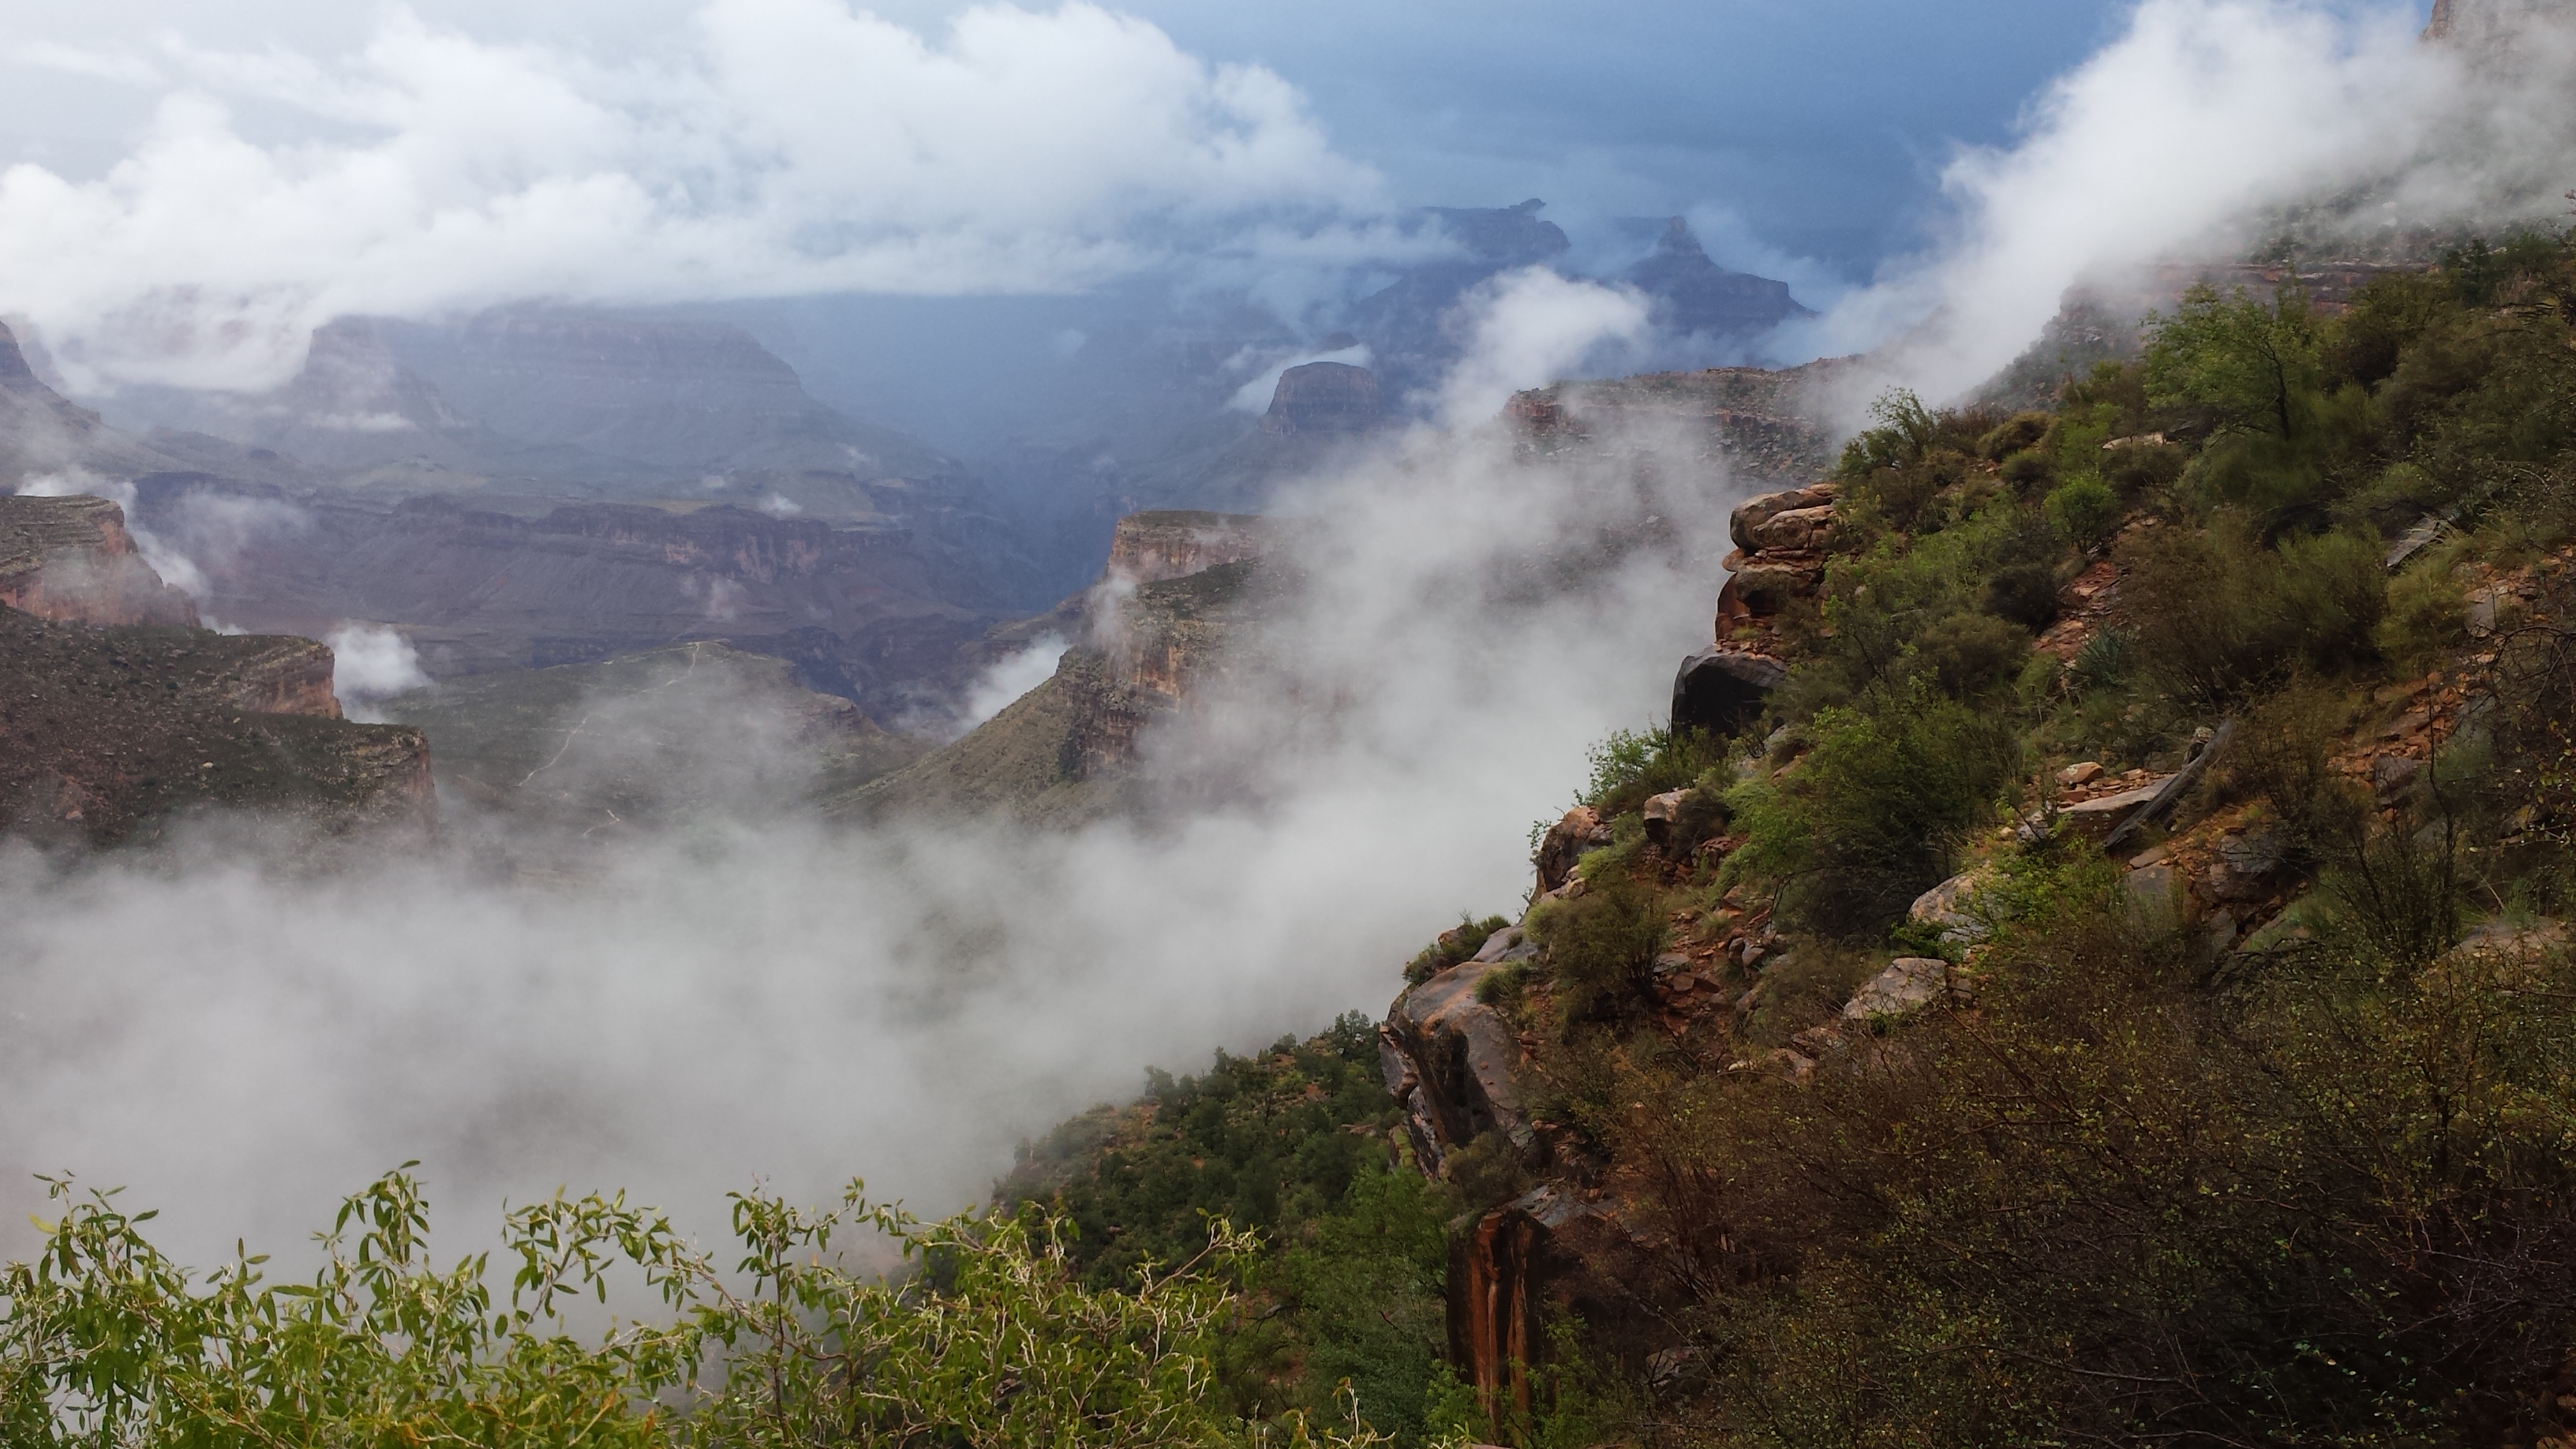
[0,277,1725,1264]
[0,1,1384,392]
[1762,0,2576,410]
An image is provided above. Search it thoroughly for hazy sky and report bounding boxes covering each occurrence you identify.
[0,0,2476,400]
[0,0,2425,273]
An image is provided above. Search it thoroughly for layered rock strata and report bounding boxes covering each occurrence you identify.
[0,494,200,627]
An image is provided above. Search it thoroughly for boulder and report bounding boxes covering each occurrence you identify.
[2204,825,2289,902]
[1741,503,1838,554]
[1382,960,1531,1172]
[1908,867,2003,945]
[1728,483,1836,554]
[1843,957,1965,1022]
[2125,863,2181,927]
[2371,753,2423,807]
[1534,805,1612,893]
[2057,760,2104,788]
[1641,788,1689,847]
[2059,777,2174,841]
[1720,550,1826,612]
[1672,644,1788,734]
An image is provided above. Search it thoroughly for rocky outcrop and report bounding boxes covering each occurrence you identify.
[1621,218,1810,339]
[1671,644,1790,736]
[1534,807,1614,893]
[1062,559,1279,778]
[1258,362,1382,436]
[0,607,429,845]
[1508,361,1848,498]
[0,494,200,628]
[1718,481,1836,619]
[1843,957,1969,1022]
[1382,930,1538,1173]
[830,522,1279,821]
[1450,1186,1683,1421]
[1100,511,1265,587]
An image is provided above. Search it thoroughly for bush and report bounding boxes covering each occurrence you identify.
[1406,914,1511,985]
[1910,612,2030,702]
[0,1167,1391,1449]
[2119,519,2385,705]
[1983,560,2061,631]
[1998,447,2054,496]
[2375,563,2469,674]
[1726,683,2018,936]
[1530,877,1668,1035]
[2043,474,2118,547]
[1582,727,1728,818]
[1975,411,2051,462]
[2101,439,2186,498]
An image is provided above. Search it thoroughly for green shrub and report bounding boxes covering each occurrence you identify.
[1983,560,2061,631]
[1581,726,1728,818]
[2043,474,2118,547]
[2144,283,2322,441]
[1910,612,2030,702]
[1530,878,1668,1035]
[2375,563,2469,674]
[2118,519,2385,705]
[0,1166,1389,1449]
[1725,682,2018,936]
[1405,914,1511,985]
[2101,439,2186,498]
[1975,411,2051,462]
[1998,447,2054,496]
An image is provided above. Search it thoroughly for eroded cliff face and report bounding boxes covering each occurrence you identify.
[1507,358,1849,496]
[1099,511,1265,587]
[831,515,1276,821]
[0,494,201,628]
[0,608,430,845]
[127,474,990,702]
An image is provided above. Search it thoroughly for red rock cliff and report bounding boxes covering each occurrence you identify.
[0,494,200,628]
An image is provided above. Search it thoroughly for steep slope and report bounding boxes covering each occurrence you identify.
[0,583,432,848]
[0,321,189,489]
[831,511,1272,822]
[0,493,199,627]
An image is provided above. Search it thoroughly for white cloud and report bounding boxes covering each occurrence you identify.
[1430,267,1649,427]
[0,2,1383,392]
[323,623,431,715]
[960,635,1071,731]
[1763,0,2576,412]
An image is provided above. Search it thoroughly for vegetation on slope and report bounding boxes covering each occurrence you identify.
[1447,227,2576,1445]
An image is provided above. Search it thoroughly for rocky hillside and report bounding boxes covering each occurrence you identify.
[0,493,199,627]
[832,511,1273,822]
[1008,232,2576,1447]
[1506,357,1853,496]
[0,495,432,845]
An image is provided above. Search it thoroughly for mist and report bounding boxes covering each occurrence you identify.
[1757,0,2576,410]
[0,1,1386,393]
[0,279,1733,1266]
